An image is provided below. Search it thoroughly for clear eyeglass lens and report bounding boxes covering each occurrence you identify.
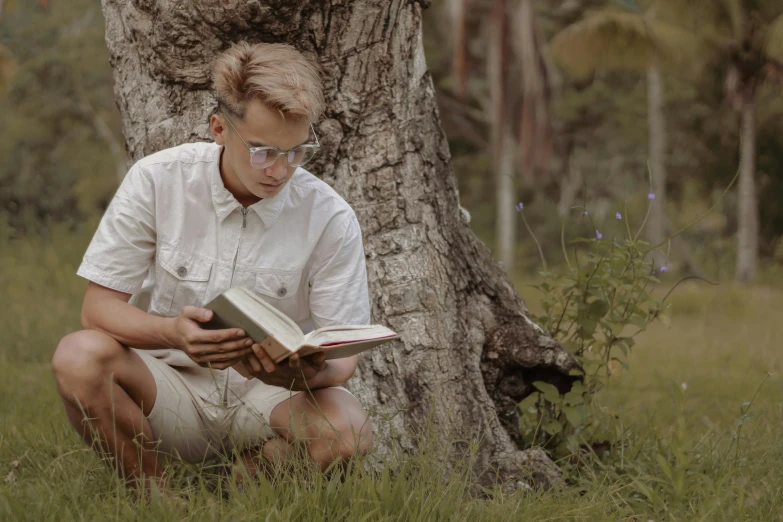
[250,149,275,168]
[250,146,317,169]
[289,146,316,167]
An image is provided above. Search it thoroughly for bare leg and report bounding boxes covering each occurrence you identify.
[235,387,372,483]
[232,437,297,487]
[281,388,372,471]
[52,330,165,492]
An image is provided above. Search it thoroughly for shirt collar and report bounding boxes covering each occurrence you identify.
[209,145,291,228]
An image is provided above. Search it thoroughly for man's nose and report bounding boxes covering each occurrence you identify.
[264,160,290,180]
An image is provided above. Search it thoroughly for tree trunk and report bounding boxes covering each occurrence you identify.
[100,0,579,489]
[646,67,706,278]
[736,100,758,283]
[0,0,10,88]
[646,66,667,268]
[447,0,468,100]
[496,128,517,270]
[512,0,551,182]
[488,0,516,271]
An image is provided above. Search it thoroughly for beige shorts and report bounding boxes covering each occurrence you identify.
[133,349,354,464]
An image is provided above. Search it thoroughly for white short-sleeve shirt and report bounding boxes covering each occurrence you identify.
[77,142,370,365]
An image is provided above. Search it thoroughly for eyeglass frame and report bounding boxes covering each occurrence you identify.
[220,111,320,170]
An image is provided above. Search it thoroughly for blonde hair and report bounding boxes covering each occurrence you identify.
[212,42,324,122]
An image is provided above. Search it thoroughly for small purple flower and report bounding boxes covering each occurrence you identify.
[596,230,603,239]
[648,193,655,200]
[661,266,668,273]
[583,211,589,216]
[616,212,622,220]
[515,202,524,212]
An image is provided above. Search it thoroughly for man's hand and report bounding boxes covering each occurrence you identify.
[235,343,328,391]
[169,306,254,369]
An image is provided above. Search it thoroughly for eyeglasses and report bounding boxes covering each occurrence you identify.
[221,112,320,170]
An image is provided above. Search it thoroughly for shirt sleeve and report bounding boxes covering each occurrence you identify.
[308,212,371,328]
[76,163,157,295]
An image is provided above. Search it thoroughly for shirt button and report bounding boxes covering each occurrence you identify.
[277,287,287,297]
[177,266,188,277]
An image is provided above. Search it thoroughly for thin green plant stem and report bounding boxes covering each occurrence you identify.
[659,275,718,305]
[110,371,119,481]
[634,160,655,241]
[561,219,573,272]
[646,167,740,253]
[725,372,771,462]
[619,275,720,339]
[520,210,548,271]
[571,205,597,235]
[553,290,576,337]
[582,257,605,302]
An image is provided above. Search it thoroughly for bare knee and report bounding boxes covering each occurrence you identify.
[52,330,125,395]
[309,390,373,460]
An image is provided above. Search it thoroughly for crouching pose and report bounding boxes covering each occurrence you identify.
[52,42,372,495]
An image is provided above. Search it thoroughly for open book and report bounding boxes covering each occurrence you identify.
[202,286,398,363]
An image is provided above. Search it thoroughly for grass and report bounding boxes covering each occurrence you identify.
[2,228,783,520]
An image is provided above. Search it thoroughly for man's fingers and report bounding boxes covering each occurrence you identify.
[298,352,326,373]
[217,337,254,352]
[188,337,252,355]
[247,353,263,373]
[192,327,247,345]
[196,347,254,363]
[251,343,277,373]
[289,353,301,370]
[309,352,327,371]
[182,306,214,323]
[232,360,253,378]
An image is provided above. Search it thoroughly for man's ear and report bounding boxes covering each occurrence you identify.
[210,114,226,145]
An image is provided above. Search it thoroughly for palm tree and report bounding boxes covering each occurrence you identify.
[549,0,783,283]
[435,0,556,271]
[488,0,553,271]
[550,2,692,272]
[447,0,469,100]
[488,0,517,270]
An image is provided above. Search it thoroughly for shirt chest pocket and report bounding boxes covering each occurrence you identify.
[153,247,213,316]
[253,269,305,322]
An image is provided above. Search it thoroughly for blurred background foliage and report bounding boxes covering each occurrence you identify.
[1,0,783,283]
[0,0,120,236]
[424,0,783,283]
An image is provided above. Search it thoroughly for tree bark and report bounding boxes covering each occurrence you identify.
[736,99,758,283]
[100,0,579,489]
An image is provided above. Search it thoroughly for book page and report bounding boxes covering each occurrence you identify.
[296,336,397,359]
[303,324,397,347]
[232,288,304,351]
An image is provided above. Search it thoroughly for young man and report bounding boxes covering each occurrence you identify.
[52,42,372,493]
